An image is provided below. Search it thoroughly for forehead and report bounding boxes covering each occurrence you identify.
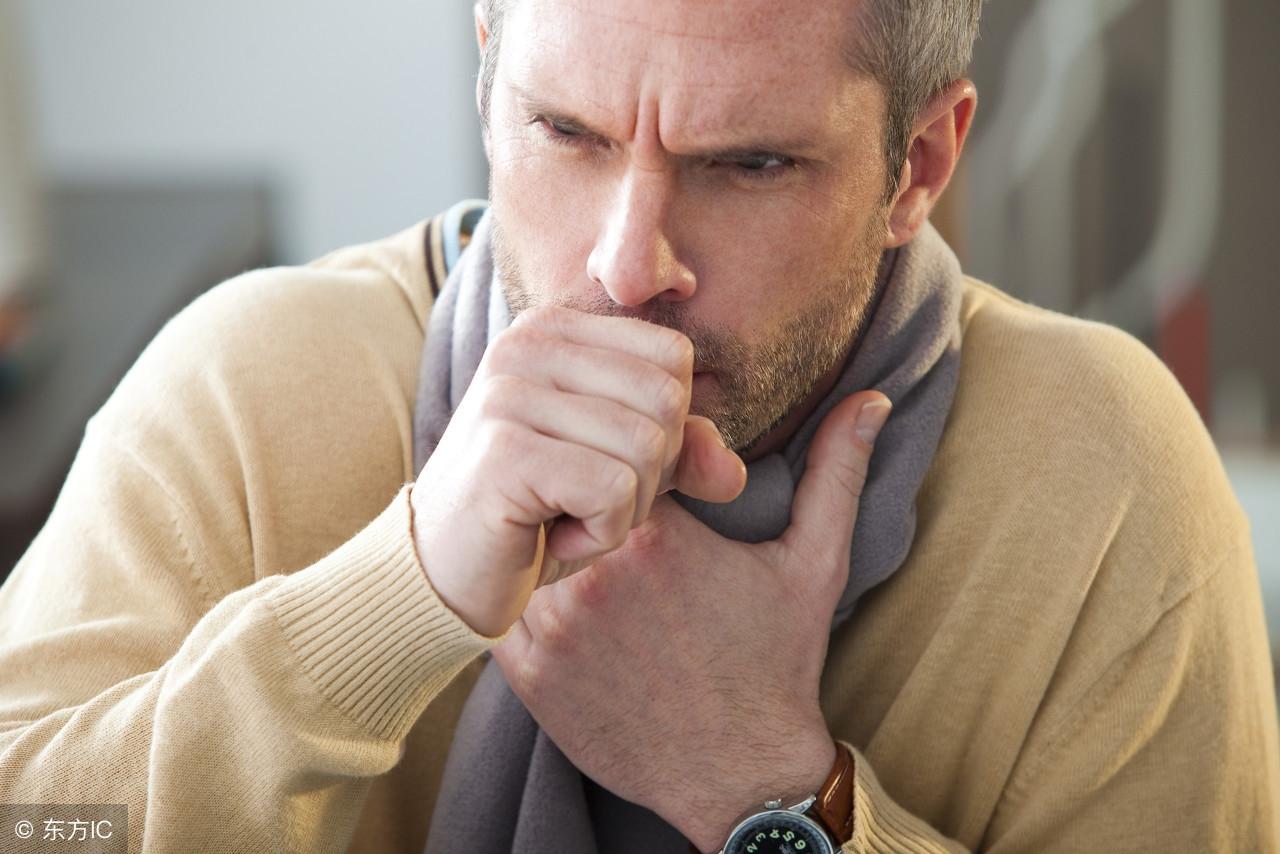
[501,0,878,150]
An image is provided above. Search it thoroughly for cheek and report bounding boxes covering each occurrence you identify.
[490,146,602,297]
[682,217,811,334]
[491,137,566,222]
[677,176,860,305]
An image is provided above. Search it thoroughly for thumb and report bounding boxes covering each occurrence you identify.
[666,415,747,504]
[780,391,892,565]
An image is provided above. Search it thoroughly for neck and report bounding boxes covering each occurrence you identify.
[740,336,857,464]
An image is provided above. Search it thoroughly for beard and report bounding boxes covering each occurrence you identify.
[490,212,886,455]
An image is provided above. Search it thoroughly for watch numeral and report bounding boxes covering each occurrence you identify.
[796,841,807,850]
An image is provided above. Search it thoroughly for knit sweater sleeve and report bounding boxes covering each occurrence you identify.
[0,262,506,852]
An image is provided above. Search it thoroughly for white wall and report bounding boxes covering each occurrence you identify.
[15,0,488,263]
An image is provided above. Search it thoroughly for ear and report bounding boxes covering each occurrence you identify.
[474,2,490,52]
[474,2,490,116]
[885,78,978,249]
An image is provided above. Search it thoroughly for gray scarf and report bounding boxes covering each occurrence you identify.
[415,202,963,853]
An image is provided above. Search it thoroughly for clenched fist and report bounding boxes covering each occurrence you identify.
[410,305,748,637]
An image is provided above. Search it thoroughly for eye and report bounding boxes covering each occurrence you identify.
[721,152,798,182]
[531,115,595,148]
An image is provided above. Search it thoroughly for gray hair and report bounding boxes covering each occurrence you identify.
[477,0,982,202]
[847,0,983,201]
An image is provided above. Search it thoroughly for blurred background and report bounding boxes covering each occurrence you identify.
[0,1,1276,689]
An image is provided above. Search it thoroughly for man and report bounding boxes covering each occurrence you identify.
[1,0,1276,852]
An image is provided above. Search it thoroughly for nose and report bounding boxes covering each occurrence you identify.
[586,165,697,307]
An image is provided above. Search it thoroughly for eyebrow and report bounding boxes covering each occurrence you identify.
[510,81,825,161]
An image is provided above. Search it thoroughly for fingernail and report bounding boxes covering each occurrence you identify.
[855,399,892,446]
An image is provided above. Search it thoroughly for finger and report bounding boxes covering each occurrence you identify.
[665,416,747,504]
[484,324,691,479]
[511,304,695,383]
[481,375,670,526]
[539,519,593,587]
[495,425,639,561]
[485,326,689,436]
[780,392,892,567]
[490,614,534,676]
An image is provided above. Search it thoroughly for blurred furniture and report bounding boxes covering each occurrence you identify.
[0,180,274,579]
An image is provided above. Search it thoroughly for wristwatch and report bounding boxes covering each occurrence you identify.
[693,741,855,854]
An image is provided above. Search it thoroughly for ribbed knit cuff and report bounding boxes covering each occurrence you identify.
[842,741,963,853]
[265,483,509,741]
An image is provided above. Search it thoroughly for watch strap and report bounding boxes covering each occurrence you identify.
[806,740,855,844]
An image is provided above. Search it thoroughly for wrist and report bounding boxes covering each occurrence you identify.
[409,485,534,639]
[673,724,836,853]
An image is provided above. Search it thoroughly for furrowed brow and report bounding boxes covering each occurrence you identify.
[511,81,613,138]
[511,81,824,161]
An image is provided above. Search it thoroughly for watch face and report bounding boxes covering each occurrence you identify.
[723,810,835,854]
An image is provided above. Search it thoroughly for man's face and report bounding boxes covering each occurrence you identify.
[485,0,892,453]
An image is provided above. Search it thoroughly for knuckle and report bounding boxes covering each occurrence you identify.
[829,470,861,501]
[509,305,534,327]
[605,517,633,552]
[834,453,871,497]
[603,460,639,506]
[519,304,564,331]
[598,463,637,548]
[493,323,547,364]
[652,373,687,423]
[477,418,523,461]
[660,328,695,373]
[476,374,524,420]
[631,416,667,468]
[569,566,610,610]
[514,304,547,326]
[537,600,577,654]
[625,513,667,559]
[510,655,545,704]
[485,331,522,372]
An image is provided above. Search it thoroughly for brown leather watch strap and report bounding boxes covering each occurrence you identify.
[807,740,856,844]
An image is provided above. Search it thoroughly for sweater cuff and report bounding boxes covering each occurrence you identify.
[840,741,964,853]
[265,483,510,740]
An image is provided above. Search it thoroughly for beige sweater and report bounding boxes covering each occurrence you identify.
[1,219,1277,853]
